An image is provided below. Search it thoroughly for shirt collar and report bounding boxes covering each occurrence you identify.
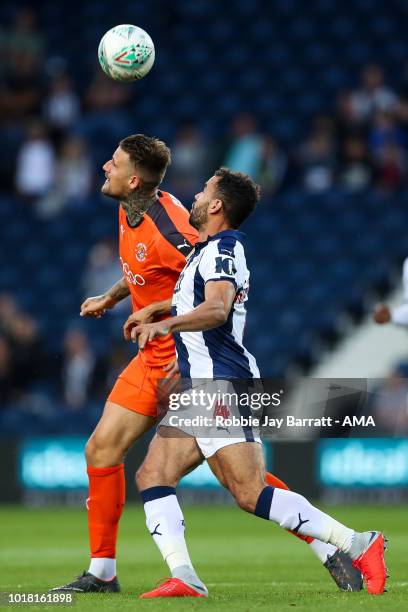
[195,229,245,249]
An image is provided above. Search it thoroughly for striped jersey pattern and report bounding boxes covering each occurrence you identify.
[171,229,260,379]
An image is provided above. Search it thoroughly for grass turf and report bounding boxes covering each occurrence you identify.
[0,504,406,611]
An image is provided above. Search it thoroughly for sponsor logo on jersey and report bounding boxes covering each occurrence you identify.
[120,224,125,237]
[135,242,147,262]
[120,257,146,286]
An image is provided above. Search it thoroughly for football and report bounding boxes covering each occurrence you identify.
[98,24,155,82]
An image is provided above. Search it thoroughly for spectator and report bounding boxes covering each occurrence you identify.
[37,136,93,217]
[43,74,81,144]
[77,70,132,154]
[376,143,406,192]
[8,312,46,388]
[334,90,366,144]
[15,122,55,200]
[258,136,287,194]
[81,239,127,311]
[223,114,263,178]
[169,123,208,200]
[0,54,44,120]
[57,135,92,197]
[338,137,374,191]
[0,300,47,404]
[85,70,130,113]
[368,112,405,159]
[61,329,97,409]
[350,64,398,123]
[2,7,44,74]
[298,130,336,193]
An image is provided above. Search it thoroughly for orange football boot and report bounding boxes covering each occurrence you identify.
[140,578,207,598]
[352,532,388,594]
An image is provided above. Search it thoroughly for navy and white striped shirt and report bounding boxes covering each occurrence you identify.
[171,229,260,379]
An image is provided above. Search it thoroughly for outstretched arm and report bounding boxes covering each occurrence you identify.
[132,281,236,348]
[80,277,130,318]
[123,298,173,339]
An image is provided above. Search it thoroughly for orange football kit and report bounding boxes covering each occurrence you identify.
[107,190,198,416]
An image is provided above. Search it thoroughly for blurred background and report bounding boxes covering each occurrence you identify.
[1,0,408,504]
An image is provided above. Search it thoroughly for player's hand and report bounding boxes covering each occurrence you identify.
[373,304,391,324]
[132,321,171,349]
[163,358,179,378]
[80,295,114,318]
[123,305,157,340]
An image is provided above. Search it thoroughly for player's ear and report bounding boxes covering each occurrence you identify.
[209,198,223,214]
[129,175,141,190]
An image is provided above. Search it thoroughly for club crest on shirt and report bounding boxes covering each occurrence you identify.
[135,242,147,262]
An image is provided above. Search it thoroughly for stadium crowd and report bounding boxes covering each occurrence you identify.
[1,7,408,426]
[1,8,408,213]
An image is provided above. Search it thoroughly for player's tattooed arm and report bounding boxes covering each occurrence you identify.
[105,276,130,306]
[123,298,172,340]
[80,277,130,318]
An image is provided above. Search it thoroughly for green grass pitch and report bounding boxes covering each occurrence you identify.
[0,504,406,611]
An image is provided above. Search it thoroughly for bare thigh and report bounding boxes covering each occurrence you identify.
[208,442,266,512]
[136,426,204,490]
[86,401,156,467]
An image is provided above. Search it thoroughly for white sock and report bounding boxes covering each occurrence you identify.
[267,488,355,551]
[143,490,207,593]
[88,557,116,581]
[308,539,338,563]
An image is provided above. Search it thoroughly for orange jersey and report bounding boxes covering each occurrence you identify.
[119,190,198,365]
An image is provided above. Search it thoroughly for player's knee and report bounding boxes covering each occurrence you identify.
[229,483,258,513]
[85,436,98,464]
[85,433,122,467]
[136,462,164,491]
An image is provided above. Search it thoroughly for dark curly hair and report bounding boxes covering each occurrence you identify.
[214,167,261,228]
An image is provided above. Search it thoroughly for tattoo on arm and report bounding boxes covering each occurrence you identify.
[106,277,130,304]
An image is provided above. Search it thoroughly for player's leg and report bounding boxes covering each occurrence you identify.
[208,442,387,594]
[85,400,155,580]
[50,355,158,593]
[216,465,362,590]
[136,426,208,598]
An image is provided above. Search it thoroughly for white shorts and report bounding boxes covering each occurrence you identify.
[160,379,263,459]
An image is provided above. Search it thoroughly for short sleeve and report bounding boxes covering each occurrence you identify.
[198,238,246,289]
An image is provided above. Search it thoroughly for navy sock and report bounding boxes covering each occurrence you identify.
[254,486,274,520]
[140,485,176,504]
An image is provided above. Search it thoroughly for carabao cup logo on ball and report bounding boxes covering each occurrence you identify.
[98,24,155,82]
